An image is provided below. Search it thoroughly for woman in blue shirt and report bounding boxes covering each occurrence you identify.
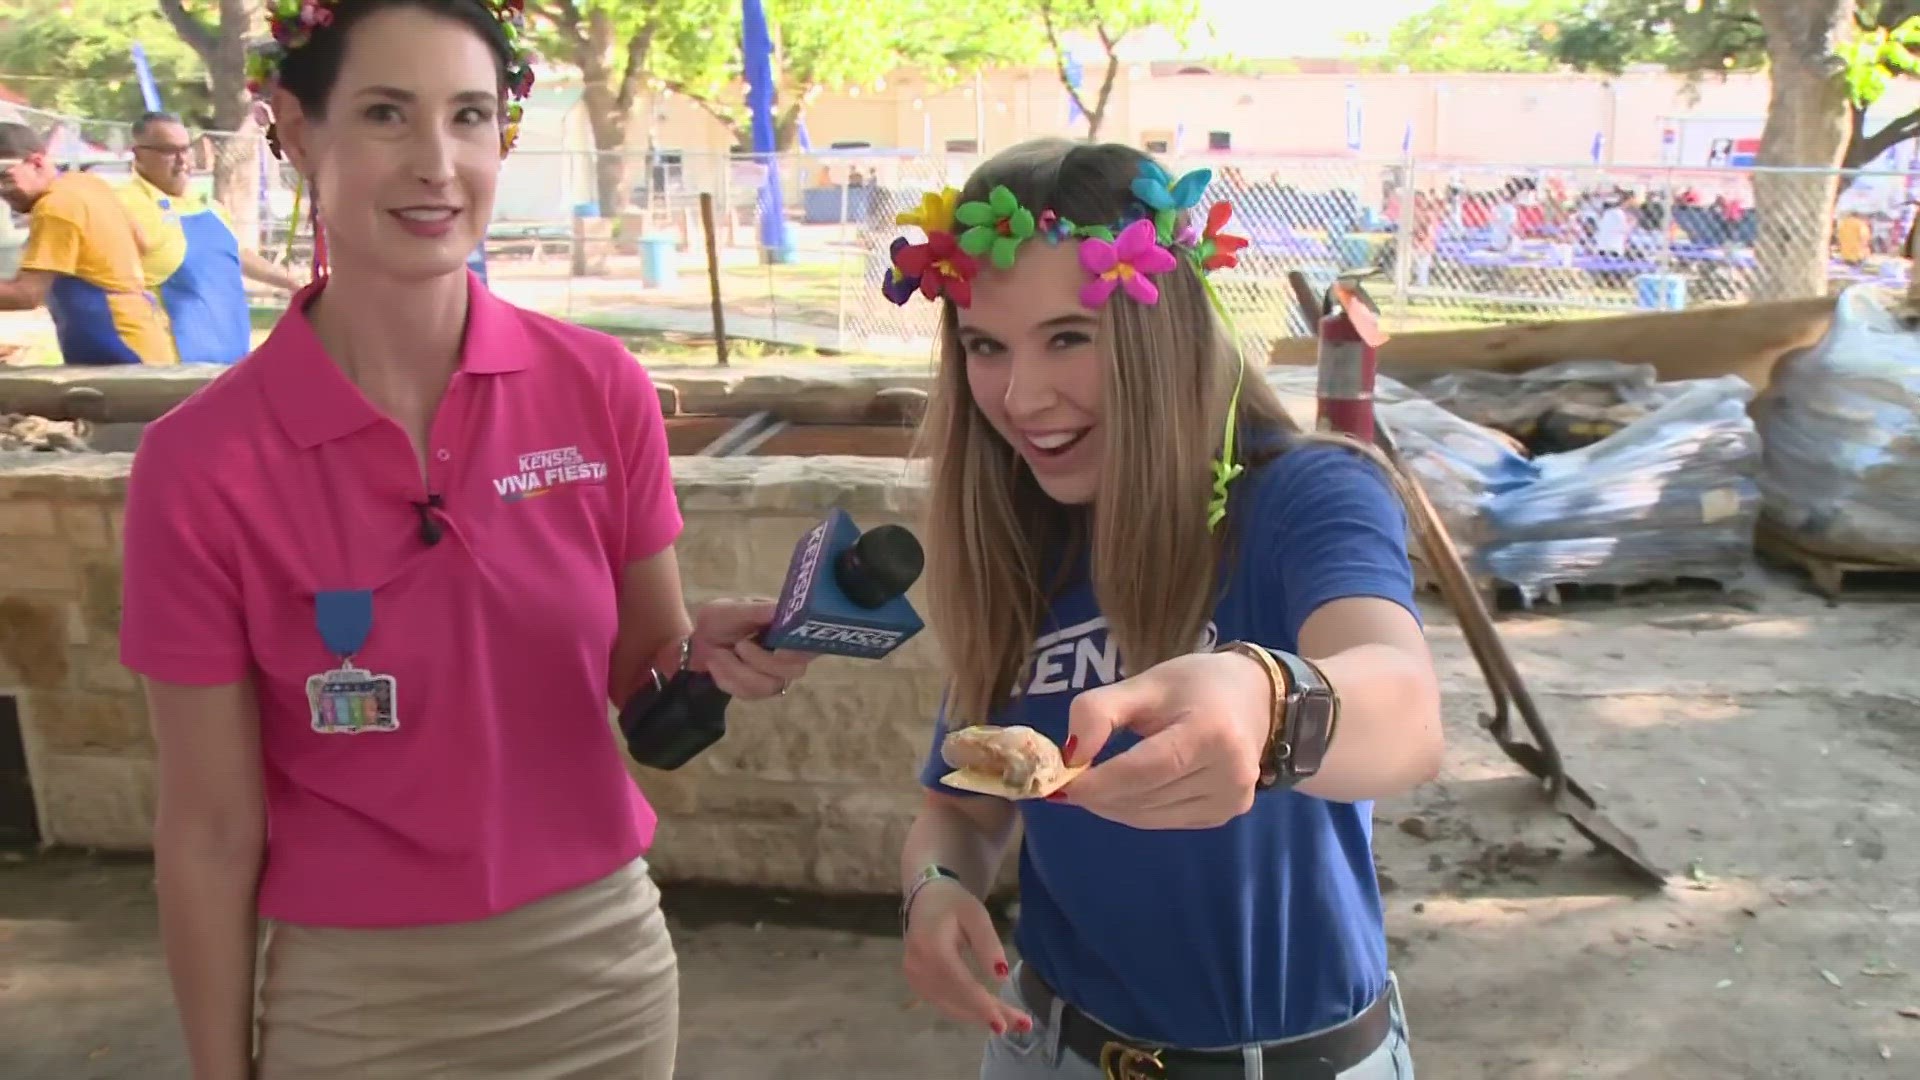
[889,139,1443,1079]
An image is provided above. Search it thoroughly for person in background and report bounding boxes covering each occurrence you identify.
[0,122,176,365]
[119,112,304,365]
[1591,195,1632,258]
[1487,188,1520,254]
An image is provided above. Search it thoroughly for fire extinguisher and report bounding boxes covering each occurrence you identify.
[1313,277,1391,444]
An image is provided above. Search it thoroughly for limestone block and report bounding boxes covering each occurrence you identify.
[0,497,58,537]
[649,364,933,423]
[646,814,834,889]
[5,537,74,571]
[28,690,152,755]
[0,595,70,689]
[77,559,121,640]
[673,517,753,595]
[811,786,921,892]
[73,646,139,697]
[56,503,113,549]
[690,669,944,785]
[0,367,215,425]
[36,753,156,850]
[0,451,133,498]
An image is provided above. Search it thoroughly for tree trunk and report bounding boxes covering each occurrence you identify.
[208,42,260,254]
[774,105,802,151]
[1084,47,1122,142]
[547,6,654,216]
[581,82,630,216]
[1749,0,1857,302]
[157,0,261,252]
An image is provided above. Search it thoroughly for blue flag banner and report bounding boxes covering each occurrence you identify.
[741,0,791,261]
[1345,84,1364,152]
[1064,53,1085,126]
[131,43,163,112]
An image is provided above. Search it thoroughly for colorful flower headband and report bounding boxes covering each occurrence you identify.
[880,160,1247,311]
[885,161,1254,533]
[248,0,537,157]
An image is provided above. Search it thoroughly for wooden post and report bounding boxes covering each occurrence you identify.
[699,193,729,367]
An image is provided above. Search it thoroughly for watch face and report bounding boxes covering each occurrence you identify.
[1292,696,1337,771]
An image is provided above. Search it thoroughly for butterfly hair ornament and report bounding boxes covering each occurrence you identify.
[247,0,537,275]
[881,160,1253,532]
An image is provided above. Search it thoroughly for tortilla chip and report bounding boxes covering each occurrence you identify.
[939,764,1087,800]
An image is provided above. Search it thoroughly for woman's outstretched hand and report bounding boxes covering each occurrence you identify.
[1052,650,1273,830]
[901,879,1032,1036]
[687,599,815,700]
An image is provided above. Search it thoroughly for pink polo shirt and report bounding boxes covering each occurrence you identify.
[119,271,682,928]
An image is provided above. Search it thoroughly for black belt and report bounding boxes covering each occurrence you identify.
[1018,966,1392,1080]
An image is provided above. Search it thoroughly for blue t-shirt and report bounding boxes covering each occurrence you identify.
[918,444,1418,1049]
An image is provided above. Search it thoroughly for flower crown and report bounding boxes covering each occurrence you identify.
[885,160,1255,534]
[880,160,1247,310]
[247,0,537,157]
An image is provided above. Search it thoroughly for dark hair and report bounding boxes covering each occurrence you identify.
[0,122,44,159]
[275,0,513,120]
[957,140,1153,239]
[131,112,183,139]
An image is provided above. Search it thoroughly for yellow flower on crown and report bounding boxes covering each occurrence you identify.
[896,188,960,236]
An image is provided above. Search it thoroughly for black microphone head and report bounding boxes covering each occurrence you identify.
[835,524,925,609]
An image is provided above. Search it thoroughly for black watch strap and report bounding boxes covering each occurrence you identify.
[1262,649,1338,788]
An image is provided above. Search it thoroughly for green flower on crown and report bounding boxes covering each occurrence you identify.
[955,186,1037,269]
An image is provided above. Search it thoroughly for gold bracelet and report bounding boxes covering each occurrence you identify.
[1215,641,1290,781]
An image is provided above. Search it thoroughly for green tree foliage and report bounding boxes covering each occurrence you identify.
[523,0,727,211]
[1551,0,1920,168]
[1372,0,1588,73]
[656,0,1039,151]
[0,0,213,133]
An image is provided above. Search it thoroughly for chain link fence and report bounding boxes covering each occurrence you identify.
[5,101,1910,359]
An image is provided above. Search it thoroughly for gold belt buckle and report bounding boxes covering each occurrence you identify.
[1099,1042,1166,1080]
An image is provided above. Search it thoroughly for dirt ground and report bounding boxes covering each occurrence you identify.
[3,576,1917,1080]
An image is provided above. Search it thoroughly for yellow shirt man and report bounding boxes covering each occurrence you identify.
[119,171,254,364]
[10,166,176,366]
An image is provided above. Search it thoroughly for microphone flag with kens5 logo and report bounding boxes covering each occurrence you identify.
[618,510,925,770]
[761,508,925,659]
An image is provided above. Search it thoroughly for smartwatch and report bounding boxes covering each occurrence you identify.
[1218,642,1340,789]
[1264,649,1338,788]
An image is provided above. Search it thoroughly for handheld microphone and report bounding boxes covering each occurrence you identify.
[620,509,926,770]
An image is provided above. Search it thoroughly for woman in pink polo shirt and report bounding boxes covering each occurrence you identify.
[116,2,811,1078]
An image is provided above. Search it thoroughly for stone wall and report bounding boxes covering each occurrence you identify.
[0,452,953,894]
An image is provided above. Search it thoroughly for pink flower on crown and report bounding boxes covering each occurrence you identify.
[299,2,333,28]
[1077,218,1177,308]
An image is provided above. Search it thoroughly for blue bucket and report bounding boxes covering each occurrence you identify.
[1633,273,1687,311]
[640,235,679,289]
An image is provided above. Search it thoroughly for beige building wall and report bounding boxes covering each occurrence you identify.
[556,66,1920,169]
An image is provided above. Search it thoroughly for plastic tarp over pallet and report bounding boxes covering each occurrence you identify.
[1361,361,1763,603]
[1756,287,1920,563]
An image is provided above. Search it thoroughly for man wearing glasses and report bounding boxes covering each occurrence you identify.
[119,112,302,365]
[0,122,175,365]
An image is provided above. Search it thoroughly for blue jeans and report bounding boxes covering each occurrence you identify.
[981,968,1414,1080]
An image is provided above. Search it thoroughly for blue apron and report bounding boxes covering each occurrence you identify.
[158,201,252,365]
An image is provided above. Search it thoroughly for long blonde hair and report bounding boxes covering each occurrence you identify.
[919,139,1297,727]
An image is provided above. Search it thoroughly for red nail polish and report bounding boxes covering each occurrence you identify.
[1016,1017,1033,1033]
[1062,735,1079,762]
[991,1021,1005,1035]
[1046,791,1069,802]
[994,960,1010,978]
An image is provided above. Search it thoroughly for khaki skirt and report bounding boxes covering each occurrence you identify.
[255,857,678,1080]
